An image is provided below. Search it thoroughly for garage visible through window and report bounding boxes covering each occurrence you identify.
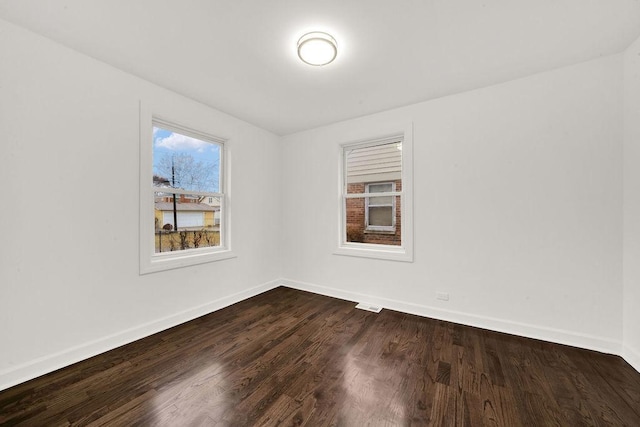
[153,125,223,253]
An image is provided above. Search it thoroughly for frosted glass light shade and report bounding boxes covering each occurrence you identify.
[297,32,337,66]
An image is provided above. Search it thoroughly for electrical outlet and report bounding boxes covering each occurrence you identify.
[436,292,449,301]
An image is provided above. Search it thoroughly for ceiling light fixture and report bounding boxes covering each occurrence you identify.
[297,32,338,66]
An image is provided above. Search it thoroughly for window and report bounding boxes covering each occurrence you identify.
[140,108,234,274]
[365,182,396,232]
[152,123,222,254]
[336,125,413,262]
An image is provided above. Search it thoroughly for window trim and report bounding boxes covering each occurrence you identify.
[335,122,414,262]
[139,101,235,274]
[364,181,396,232]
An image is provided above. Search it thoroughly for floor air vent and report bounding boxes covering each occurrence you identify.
[355,303,382,313]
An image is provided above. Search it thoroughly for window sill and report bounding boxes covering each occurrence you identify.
[364,228,396,235]
[140,248,236,274]
[334,243,413,262]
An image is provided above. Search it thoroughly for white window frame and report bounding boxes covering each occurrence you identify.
[139,102,235,274]
[335,122,413,262]
[365,182,396,232]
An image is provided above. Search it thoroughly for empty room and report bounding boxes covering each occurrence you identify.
[1,1,640,425]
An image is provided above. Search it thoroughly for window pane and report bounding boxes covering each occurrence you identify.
[154,192,220,253]
[343,140,402,247]
[345,193,401,245]
[345,141,402,192]
[153,126,221,193]
[367,195,393,206]
[368,183,393,193]
[369,206,393,226]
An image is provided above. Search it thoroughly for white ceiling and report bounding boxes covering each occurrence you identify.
[2,1,640,135]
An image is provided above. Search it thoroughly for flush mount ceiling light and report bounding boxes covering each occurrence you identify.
[297,32,338,66]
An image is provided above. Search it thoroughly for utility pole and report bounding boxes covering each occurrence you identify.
[172,156,178,231]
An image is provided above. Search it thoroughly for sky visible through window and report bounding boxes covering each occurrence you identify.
[153,127,220,193]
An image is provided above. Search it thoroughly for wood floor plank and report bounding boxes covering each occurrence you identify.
[1,287,639,426]
[455,390,484,427]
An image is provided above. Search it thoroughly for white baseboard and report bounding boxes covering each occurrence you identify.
[0,279,280,392]
[623,344,640,373]
[280,278,622,356]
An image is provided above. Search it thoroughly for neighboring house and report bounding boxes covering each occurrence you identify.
[346,142,402,246]
[155,196,218,230]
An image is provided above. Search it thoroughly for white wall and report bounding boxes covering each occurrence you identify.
[623,35,640,372]
[0,18,281,390]
[281,55,624,354]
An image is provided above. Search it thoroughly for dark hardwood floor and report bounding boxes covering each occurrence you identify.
[1,287,639,426]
